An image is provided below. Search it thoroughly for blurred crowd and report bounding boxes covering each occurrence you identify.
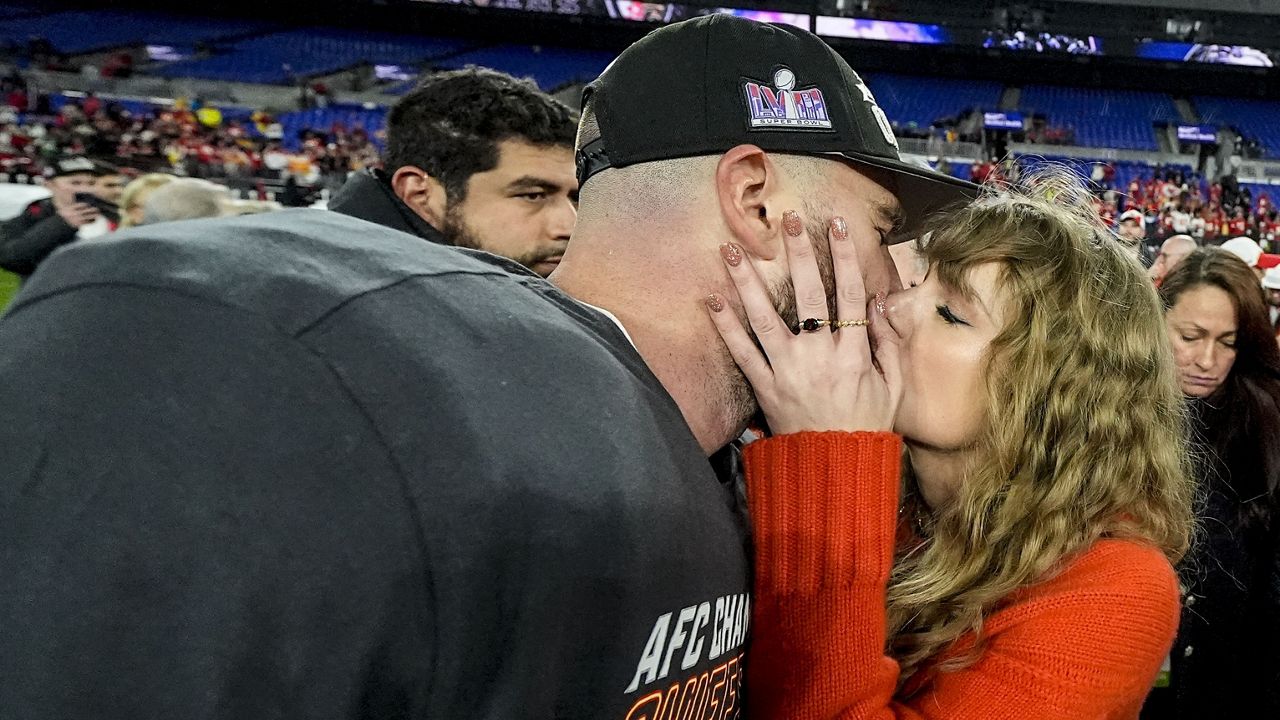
[0,79,380,195]
[965,159,1280,249]
[1114,167,1278,247]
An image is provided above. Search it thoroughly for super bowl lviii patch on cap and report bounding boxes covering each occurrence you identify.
[743,67,833,131]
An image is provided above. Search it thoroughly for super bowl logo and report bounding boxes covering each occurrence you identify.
[743,67,834,131]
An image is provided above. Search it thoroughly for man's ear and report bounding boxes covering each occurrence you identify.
[715,145,784,261]
[391,166,449,229]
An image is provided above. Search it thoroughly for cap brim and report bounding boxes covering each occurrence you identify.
[819,151,980,244]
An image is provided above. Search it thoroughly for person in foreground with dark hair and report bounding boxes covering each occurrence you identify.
[0,16,976,719]
[329,66,579,276]
[709,173,1195,719]
[1141,248,1280,719]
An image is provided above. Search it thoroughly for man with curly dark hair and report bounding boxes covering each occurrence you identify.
[330,66,579,276]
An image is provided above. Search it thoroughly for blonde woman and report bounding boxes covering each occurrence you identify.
[118,173,175,228]
[706,176,1195,719]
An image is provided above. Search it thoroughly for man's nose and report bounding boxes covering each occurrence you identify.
[879,245,904,294]
[547,196,577,242]
[857,244,899,306]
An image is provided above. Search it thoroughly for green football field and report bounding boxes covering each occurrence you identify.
[0,269,19,313]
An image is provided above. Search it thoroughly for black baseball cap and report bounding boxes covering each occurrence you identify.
[576,14,979,242]
[46,156,101,179]
[92,159,123,176]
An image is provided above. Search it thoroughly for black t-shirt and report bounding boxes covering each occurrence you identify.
[0,209,752,719]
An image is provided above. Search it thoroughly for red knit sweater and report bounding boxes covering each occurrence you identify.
[743,431,1181,720]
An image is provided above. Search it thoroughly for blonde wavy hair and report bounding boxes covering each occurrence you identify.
[118,173,176,228]
[886,168,1196,689]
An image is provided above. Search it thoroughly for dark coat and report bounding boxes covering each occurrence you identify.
[328,169,446,245]
[1142,401,1280,718]
[0,198,78,278]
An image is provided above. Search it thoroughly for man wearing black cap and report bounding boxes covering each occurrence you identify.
[0,16,973,720]
[0,156,102,279]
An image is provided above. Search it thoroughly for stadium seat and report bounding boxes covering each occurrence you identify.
[1020,85,1179,151]
[429,45,615,92]
[1239,181,1280,207]
[1014,156,1196,196]
[0,1,46,20]
[863,74,1003,128]
[275,107,388,150]
[1194,96,1280,158]
[152,29,470,85]
[0,10,274,54]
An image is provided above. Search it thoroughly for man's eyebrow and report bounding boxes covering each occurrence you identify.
[504,176,564,191]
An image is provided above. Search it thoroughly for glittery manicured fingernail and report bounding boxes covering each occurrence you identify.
[831,216,848,242]
[720,243,744,267]
[782,210,803,238]
[875,292,888,316]
[705,294,724,312]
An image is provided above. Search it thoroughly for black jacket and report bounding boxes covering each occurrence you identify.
[1142,401,1280,718]
[0,209,752,719]
[328,168,447,244]
[0,198,78,278]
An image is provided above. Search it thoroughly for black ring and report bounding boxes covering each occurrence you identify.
[799,318,827,333]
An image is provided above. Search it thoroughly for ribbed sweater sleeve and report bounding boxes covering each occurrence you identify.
[742,431,1181,720]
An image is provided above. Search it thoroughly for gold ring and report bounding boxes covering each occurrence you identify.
[831,319,870,329]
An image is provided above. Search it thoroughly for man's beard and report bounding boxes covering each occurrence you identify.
[440,202,483,251]
[442,202,562,276]
[722,208,838,433]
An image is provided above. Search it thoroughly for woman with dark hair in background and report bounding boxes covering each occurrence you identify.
[1142,247,1280,718]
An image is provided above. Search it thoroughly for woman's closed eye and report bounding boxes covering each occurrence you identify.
[936,304,971,327]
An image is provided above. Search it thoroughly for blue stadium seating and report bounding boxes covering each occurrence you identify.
[1013,156,1197,197]
[43,92,258,130]
[1194,96,1280,158]
[1238,182,1280,207]
[430,45,615,91]
[47,94,165,117]
[1020,85,1180,151]
[45,95,373,153]
[0,10,274,54]
[276,107,388,150]
[0,2,43,20]
[1107,161,1202,197]
[863,74,1003,128]
[153,29,470,85]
